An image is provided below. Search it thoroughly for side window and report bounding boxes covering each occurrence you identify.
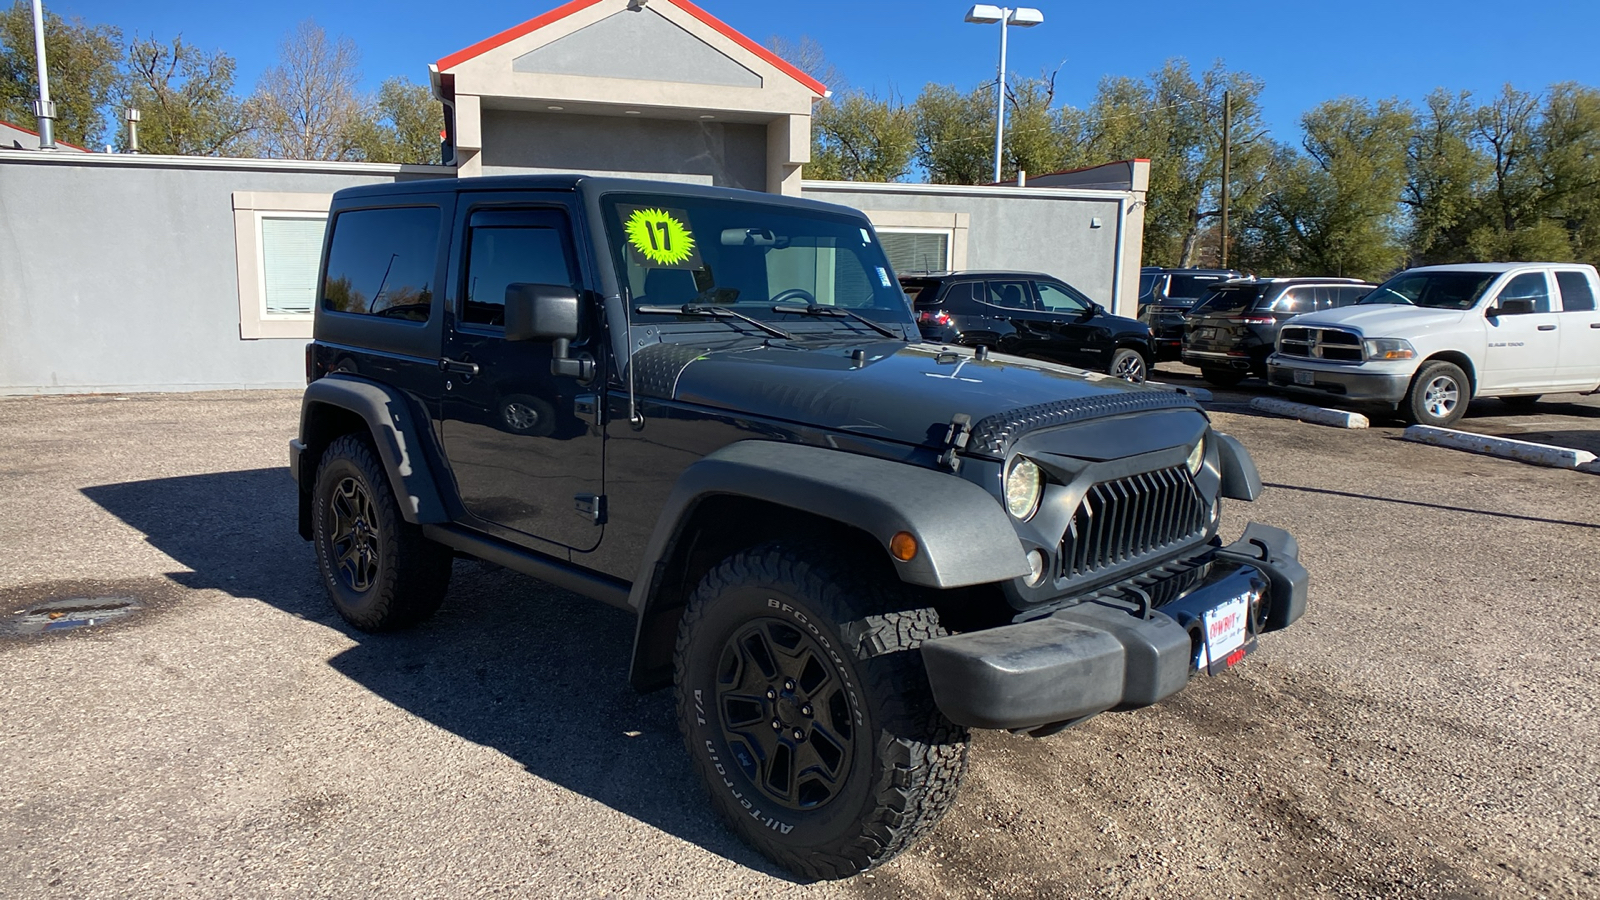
[986,280,1036,311]
[1554,271,1597,312]
[1498,272,1553,313]
[462,210,576,328]
[1338,286,1371,306]
[1273,287,1311,314]
[940,281,979,311]
[1036,281,1090,314]
[321,206,441,322]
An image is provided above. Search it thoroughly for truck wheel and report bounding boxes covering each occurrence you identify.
[1201,367,1246,388]
[312,434,451,631]
[673,542,969,880]
[1404,361,1469,426]
[1109,347,1148,383]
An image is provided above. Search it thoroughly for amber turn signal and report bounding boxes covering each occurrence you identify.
[889,531,918,561]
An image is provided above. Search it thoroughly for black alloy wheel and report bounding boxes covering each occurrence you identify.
[328,475,381,592]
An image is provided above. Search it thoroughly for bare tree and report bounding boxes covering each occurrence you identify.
[246,20,366,160]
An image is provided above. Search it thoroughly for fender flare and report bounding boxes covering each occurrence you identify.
[297,374,450,525]
[626,441,1031,688]
[1214,431,1262,501]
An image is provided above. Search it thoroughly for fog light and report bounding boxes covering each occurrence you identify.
[890,531,918,562]
[1024,548,1047,586]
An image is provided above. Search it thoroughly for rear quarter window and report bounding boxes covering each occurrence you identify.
[321,206,442,323]
[1555,271,1597,312]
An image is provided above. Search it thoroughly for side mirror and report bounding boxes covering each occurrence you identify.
[504,283,593,380]
[1489,297,1535,317]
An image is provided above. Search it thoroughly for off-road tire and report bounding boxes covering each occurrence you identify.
[673,542,969,880]
[1404,360,1470,426]
[312,433,452,631]
[1201,366,1247,388]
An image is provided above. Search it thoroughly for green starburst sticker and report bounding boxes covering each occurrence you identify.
[624,207,697,266]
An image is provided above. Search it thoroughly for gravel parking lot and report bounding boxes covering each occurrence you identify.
[1,388,1596,898]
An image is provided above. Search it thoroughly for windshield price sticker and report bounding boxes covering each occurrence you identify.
[1203,596,1249,675]
[622,206,702,269]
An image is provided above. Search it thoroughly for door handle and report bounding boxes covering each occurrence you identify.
[1537,324,1557,331]
[1590,323,1600,329]
[439,357,480,376]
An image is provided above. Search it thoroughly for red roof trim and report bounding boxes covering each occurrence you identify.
[0,118,90,152]
[435,0,827,96]
[437,0,605,71]
[667,0,827,95]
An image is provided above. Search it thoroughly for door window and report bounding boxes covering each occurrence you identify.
[1036,281,1091,314]
[1555,271,1597,312]
[986,280,1037,311]
[461,210,576,328]
[1497,272,1553,312]
[1272,288,1311,314]
[1338,286,1371,306]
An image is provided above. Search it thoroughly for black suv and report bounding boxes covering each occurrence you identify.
[903,271,1155,382]
[1138,267,1243,361]
[290,175,1307,880]
[1182,277,1374,386]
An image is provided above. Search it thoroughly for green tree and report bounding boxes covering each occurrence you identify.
[809,91,916,182]
[118,35,247,155]
[1464,85,1570,261]
[1242,98,1414,279]
[1538,82,1600,264]
[350,76,442,164]
[1404,89,1490,265]
[245,20,366,160]
[913,82,998,184]
[0,1,122,147]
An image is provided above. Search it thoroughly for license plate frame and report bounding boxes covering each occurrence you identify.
[1198,327,1217,339]
[1199,596,1252,675]
[1293,369,1315,386]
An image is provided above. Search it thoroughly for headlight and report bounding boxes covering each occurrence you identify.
[1362,338,1416,360]
[1186,436,1206,476]
[1004,457,1043,521]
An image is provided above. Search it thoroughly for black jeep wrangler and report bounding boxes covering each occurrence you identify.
[290,175,1308,880]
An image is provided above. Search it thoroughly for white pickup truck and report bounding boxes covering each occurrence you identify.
[1266,262,1600,425]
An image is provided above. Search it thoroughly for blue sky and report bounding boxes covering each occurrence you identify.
[43,0,1600,143]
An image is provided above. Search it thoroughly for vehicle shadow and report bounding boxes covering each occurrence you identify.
[1262,481,1599,530]
[80,468,789,880]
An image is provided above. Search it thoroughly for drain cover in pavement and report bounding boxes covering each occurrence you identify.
[1,596,142,636]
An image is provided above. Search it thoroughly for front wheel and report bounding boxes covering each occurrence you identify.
[1404,361,1470,426]
[1109,347,1149,383]
[674,543,969,880]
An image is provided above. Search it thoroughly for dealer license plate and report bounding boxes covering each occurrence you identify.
[1293,369,1315,386]
[1200,596,1251,675]
[1198,327,1216,339]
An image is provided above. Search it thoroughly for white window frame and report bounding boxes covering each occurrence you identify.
[860,210,970,273]
[233,191,331,339]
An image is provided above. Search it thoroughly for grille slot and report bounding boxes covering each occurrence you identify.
[1278,326,1363,362]
[1061,466,1209,580]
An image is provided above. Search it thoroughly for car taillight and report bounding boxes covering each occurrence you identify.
[1234,316,1276,325]
[306,343,324,383]
[918,310,951,326]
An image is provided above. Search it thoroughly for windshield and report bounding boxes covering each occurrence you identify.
[604,194,914,328]
[1358,271,1497,310]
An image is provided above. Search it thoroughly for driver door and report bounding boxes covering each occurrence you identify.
[1481,271,1560,392]
[1035,280,1102,369]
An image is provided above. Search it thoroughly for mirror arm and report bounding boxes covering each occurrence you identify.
[551,338,595,381]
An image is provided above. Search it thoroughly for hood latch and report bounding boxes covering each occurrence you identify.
[937,413,972,473]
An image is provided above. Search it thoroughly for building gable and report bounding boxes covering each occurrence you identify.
[512,7,761,88]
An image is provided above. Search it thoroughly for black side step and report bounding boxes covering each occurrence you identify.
[421,524,632,610]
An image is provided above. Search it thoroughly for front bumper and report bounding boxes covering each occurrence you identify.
[920,522,1308,733]
[1265,357,1413,404]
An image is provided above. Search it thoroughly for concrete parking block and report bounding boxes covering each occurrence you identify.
[1403,425,1599,470]
[1249,396,1370,428]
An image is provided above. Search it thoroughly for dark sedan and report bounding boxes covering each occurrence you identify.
[902,271,1154,382]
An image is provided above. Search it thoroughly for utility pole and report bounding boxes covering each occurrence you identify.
[1221,89,1231,268]
[31,0,56,150]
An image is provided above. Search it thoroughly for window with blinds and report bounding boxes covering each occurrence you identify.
[260,216,326,316]
[878,230,950,275]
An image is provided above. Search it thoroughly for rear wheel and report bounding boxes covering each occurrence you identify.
[1109,347,1149,383]
[674,542,969,880]
[312,434,452,631]
[1404,361,1470,427]
[1201,366,1247,388]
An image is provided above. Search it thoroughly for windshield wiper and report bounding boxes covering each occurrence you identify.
[634,303,795,340]
[771,303,899,338]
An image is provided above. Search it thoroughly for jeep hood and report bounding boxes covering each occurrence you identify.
[630,340,1204,458]
[1287,305,1469,335]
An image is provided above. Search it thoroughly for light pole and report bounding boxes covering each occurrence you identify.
[30,0,56,150]
[964,4,1043,184]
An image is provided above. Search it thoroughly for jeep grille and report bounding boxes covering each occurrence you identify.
[1060,466,1209,581]
[1278,326,1363,362]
